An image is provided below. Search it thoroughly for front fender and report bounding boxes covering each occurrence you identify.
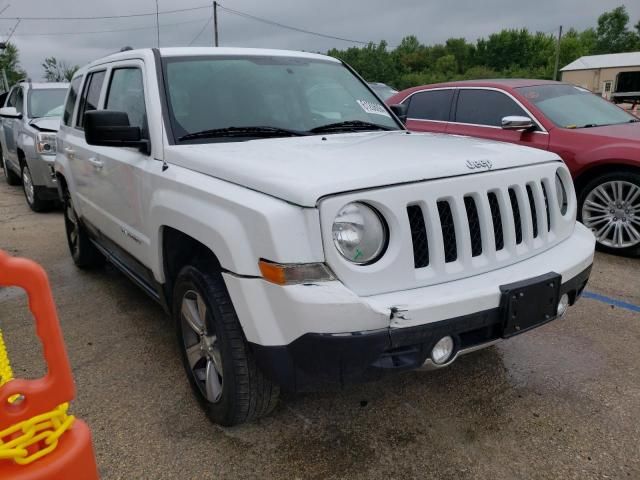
[573,143,640,178]
[147,170,324,283]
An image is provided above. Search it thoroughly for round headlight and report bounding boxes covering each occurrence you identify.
[332,202,387,264]
[555,172,568,215]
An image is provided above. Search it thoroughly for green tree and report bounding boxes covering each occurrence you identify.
[42,57,79,82]
[0,42,27,88]
[594,6,640,53]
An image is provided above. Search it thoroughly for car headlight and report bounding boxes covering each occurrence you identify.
[555,171,568,215]
[332,202,388,264]
[36,132,57,154]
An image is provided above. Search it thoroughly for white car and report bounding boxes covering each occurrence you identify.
[55,47,595,426]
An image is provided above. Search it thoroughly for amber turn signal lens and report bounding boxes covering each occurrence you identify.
[258,260,335,285]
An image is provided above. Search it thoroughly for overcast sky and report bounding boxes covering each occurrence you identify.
[3,0,640,80]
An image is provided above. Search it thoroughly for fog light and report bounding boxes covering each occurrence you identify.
[557,293,570,317]
[431,336,454,365]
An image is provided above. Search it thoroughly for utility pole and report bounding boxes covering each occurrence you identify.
[553,25,563,81]
[213,1,219,47]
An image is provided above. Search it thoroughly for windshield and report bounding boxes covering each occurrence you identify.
[369,84,398,100]
[28,88,68,118]
[517,84,636,129]
[163,56,400,143]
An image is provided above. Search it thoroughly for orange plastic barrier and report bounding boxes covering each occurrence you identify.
[0,250,99,479]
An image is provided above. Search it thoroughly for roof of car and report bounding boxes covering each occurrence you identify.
[397,78,563,95]
[79,47,340,73]
[17,82,69,89]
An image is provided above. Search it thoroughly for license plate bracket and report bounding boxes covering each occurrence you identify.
[500,272,561,338]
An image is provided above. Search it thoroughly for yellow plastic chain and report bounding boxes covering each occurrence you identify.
[0,328,75,465]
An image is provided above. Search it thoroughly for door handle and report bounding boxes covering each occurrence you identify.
[64,147,75,158]
[88,157,103,169]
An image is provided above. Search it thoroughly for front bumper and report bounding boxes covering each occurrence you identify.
[223,223,595,392]
[25,153,58,191]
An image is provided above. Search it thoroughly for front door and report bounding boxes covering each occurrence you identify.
[85,62,153,269]
[446,88,549,151]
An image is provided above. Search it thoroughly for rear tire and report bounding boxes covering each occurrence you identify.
[578,171,640,257]
[22,163,53,212]
[173,264,279,426]
[63,190,105,268]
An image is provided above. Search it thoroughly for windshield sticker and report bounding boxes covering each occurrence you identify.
[356,99,391,117]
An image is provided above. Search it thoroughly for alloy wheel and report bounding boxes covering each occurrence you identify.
[180,290,223,403]
[582,180,640,249]
[22,166,35,205]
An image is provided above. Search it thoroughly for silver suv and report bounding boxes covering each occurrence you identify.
[0,81,68,211]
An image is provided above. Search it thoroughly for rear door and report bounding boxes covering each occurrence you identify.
[403,89,454,133]
[2,87,22,168]
[64,69,107,224]
[447,88,549,150]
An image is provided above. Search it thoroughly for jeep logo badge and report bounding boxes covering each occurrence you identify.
[466,159,493,170]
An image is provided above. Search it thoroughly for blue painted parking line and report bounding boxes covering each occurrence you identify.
[582,291,640,313]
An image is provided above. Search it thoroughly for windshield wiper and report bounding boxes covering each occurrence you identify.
[309,120,394,134]
[179,126,309,141]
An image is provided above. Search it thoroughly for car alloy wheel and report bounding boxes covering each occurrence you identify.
[581,180,640,249]
[180,290,223,403]
[22,165,35,206]
[64,197,80,256]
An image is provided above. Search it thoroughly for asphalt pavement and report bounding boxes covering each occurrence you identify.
[1,178,639,480]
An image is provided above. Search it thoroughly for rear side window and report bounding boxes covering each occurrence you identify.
[76,70,106,129]
[406,90,454,121]
[105,68,147,135]
[455,89,528,127]
[63,76,82,126]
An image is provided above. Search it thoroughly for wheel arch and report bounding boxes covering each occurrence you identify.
[574,162,640,197]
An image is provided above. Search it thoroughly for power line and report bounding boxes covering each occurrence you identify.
[217,4,370,45]
[12,18,207,37]
[0,4,211,21]
[189,15,213,46]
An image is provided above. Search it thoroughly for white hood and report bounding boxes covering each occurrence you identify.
[29,117,61,132]
[166,131,560,207]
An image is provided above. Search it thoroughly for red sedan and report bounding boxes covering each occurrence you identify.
[388,80,640,256]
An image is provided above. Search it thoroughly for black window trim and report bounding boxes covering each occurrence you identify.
[75,68,107,131]
[63,75,83,128]
[402,86,548,133]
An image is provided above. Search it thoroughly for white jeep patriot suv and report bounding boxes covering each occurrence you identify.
[55,48,595,426]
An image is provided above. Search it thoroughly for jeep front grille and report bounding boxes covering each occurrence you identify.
[407,178,560,270]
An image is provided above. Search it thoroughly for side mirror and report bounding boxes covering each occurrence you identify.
[501,115,535,131]
[0,106,22,119]
[84,110,150,155]
[389,104,408,124]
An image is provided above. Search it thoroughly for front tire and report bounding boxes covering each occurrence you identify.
[173,264,279,426]
[21,163,52,212]
[578,171,640,257]
[63,190,104,268]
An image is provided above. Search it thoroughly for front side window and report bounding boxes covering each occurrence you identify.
[517,84,636,129]
[63,76,82,126]
[406,90,454,121]
[162,56,400,143]
[28,88,68,118]
[105,68,147,135]
[77,70,106,129]
[6,88,18,108]
[455,89,528,127]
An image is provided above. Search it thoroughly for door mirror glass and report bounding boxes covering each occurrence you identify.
[84,110,150,154]
[389,104,408,123]
[501,115,535,131]
[0,106,22,119]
